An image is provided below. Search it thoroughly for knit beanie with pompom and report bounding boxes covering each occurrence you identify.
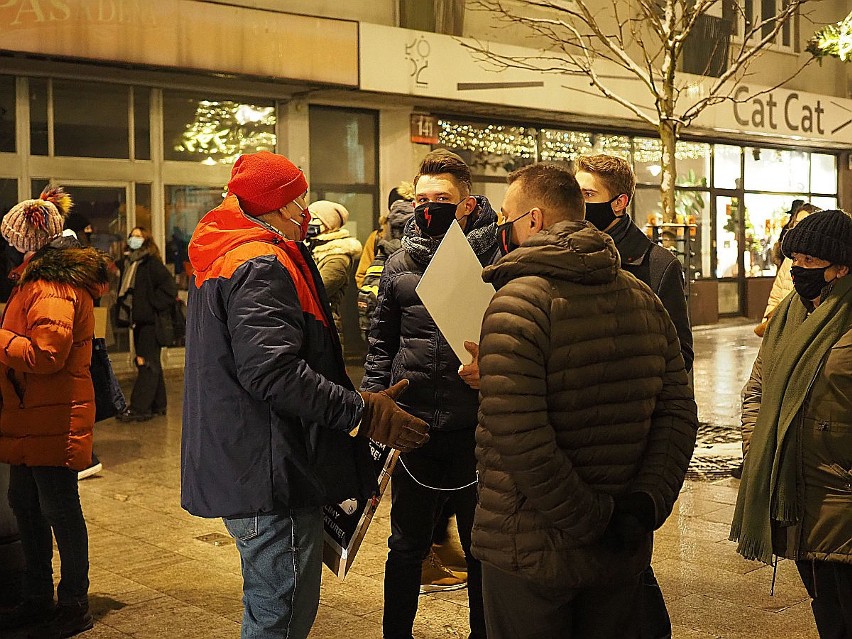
[2,186,72,253]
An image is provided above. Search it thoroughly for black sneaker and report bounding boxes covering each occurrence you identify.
[35,602,93,638]
[0,598,54,630]
[115,409,153,423]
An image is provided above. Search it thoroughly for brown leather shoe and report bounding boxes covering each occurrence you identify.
[420,549,467,594]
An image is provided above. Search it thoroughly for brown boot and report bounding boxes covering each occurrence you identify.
[432,540,467,573]
[420,548,467,594]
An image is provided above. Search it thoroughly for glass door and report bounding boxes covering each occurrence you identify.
[714,194,742,315]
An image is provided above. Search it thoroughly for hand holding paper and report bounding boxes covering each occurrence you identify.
[458,341,480,389]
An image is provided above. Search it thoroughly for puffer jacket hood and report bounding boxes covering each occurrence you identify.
[189,194,282,274]
[484,220,620,290]
[19,236,111,298]
[386,200,414,240]
[310,229,362,262]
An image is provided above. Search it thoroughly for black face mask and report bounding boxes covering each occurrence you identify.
[497,210,532,256]
[584,195,621,231]
[791,265,831,301]
[414,200,462,238]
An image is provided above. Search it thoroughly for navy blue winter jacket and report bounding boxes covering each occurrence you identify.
[181,195,375,519]
[361,197,499,431]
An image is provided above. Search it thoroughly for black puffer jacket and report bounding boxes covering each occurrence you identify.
[123,252,177,325]
[361,196,499,430]
[472,220,698,589]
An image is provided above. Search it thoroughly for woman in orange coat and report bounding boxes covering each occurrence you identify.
[0,187,110,638]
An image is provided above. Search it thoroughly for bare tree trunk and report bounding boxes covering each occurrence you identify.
[659,119,678,223]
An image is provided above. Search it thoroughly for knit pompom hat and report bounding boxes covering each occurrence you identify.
[227,151,308,216]
[2,186,72,253]
[309,200,349,232]
[782,209,852,267]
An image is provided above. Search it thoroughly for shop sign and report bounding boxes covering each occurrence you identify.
[359,23,852,147]
[0,0,359,87]
[410,114,439,144]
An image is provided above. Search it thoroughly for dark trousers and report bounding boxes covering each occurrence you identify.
[640,565,672,639]
[383,428,485,639]
[7,465,89,605]
[797,560,852,639]
[482,562,641,639]
[130,323,166,414]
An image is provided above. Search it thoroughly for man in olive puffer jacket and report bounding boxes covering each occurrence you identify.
[473,163,698,639]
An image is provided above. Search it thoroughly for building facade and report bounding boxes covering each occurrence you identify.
[0,0,850,366]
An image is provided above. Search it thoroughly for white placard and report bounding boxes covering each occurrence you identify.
[416,221,496,364]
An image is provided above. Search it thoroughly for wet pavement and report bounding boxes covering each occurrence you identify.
[6,320,819,638]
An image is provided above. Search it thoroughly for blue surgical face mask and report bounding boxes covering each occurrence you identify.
[128,236,144,251]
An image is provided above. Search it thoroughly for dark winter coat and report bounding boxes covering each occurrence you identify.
[361,196,499,431]
[0,239,111,470]
[609,214,694,371]
[741,325,852,565]
[181,195,374,519]
[472,220,698,589]
[123,252,177,325]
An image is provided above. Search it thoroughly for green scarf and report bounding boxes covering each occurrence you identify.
[730,275,852,564]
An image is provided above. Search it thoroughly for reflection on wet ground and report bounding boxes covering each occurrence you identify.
[690,319,761,479]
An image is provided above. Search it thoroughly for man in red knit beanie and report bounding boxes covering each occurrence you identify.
[181,151,429,639]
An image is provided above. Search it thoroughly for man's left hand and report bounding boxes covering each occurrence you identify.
[458,341,480,390]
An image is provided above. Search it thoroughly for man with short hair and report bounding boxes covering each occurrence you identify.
[575,154,693,372]
[363,149,498,639]
[473,163,698,639]
[181,151,429,639]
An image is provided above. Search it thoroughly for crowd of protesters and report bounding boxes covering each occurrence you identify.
[0,147,848,639]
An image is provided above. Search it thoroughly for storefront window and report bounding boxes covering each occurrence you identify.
[744,147,809,193]
[134,87,151,160]
[810,154,837,194]
[714,144,741,189]
[54,80,129,159]
[135,183,152,233]
[164,186,223,289]
[592,133,631,161]
[438,120,535,177]
[811,196,838,211]
[163,92,276,164]
[715,195,740,278]
[742,193,804,276]
[29,78,48,156]
[0,77,15,153]
[633,139,710,187]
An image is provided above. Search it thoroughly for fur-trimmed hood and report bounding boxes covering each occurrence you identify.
[18,239,112,298]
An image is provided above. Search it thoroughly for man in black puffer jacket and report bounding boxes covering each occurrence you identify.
[362,150,498,639]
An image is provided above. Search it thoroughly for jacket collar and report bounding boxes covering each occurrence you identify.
[607,214,652,266]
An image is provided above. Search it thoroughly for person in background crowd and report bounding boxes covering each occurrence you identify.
[0,187,112,638]
[574,154,695,638]
[759,203,821,331]
[115,227,178,422]
[772,199,806,268]
[307,200,362,346]
[181,151,429,639]
[356,182,415,289]
[363,149,498,639]
[63,211,105,479]
[732,210,852,639]
[575,154,693,372]
[473,163,697,639]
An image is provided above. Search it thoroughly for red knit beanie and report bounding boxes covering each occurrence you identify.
[227,151,308,216]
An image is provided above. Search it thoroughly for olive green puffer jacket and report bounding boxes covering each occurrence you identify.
[472,220,698,589]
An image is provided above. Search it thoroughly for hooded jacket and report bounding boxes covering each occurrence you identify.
[472,220,698,589]
[361,196,499,431]
[0,238,111,470]
[309,229,362,339]
[180,194,374,519]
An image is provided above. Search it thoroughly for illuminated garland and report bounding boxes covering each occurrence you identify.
[438,120,536,158]
[807,12,852,62]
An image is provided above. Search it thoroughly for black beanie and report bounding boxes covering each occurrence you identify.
[782,209,852,266]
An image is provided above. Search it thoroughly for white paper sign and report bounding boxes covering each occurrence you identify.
[416,221,496,364]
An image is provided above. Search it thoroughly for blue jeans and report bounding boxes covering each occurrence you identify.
[223,508,324,639]
[7,465,89,605]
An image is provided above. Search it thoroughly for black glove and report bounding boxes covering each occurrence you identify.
[359,380,430,453]
[603,492,656,552]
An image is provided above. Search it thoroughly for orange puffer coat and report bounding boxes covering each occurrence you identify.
[0,240,111,471]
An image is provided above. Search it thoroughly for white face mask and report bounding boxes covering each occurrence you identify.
[128,236,144,250]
